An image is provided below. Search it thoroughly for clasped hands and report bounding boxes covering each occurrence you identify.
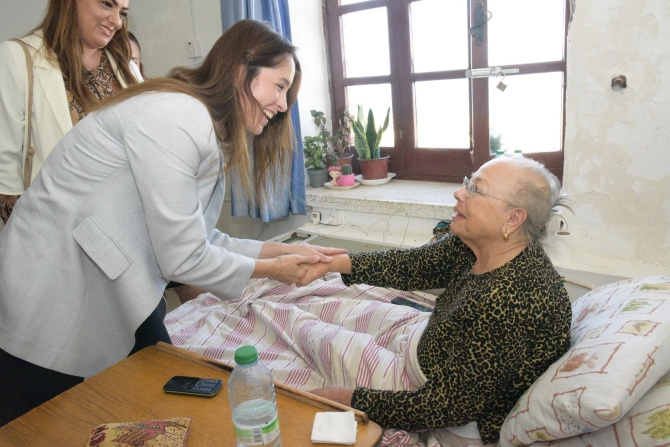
[260,242,348,286]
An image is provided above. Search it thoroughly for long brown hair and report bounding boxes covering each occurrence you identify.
[34,0,138,111]
[94,20,302,206]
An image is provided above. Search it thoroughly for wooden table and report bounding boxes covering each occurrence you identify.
[0,344,382,446]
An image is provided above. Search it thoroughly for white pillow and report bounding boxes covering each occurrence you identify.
[499,276,670,446]
[521,371,670,447]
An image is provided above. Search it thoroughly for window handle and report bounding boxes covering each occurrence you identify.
[465,67,519,78]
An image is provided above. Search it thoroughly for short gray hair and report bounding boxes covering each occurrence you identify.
[495,157,571,245]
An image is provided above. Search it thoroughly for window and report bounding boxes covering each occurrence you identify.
[324,0,569,181]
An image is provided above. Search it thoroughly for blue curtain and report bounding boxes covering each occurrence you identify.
[221,0,306,222]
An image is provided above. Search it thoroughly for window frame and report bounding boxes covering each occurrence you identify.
[324,0,569,182]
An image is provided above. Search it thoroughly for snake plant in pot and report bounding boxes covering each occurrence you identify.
[352,105,390,180]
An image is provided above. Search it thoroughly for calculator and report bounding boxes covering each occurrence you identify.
[163,376,223,397]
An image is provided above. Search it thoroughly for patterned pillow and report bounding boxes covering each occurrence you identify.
[499,276,670,447]
[523,371,670,447]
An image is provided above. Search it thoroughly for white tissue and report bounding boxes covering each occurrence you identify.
[311,411,357,445]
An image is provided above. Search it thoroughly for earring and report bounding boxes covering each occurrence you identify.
[503,233,509,242]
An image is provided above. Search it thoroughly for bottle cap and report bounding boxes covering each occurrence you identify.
[235,345,259,365]
[514,149,522,153]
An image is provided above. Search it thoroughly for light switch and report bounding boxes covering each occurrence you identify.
[185,40,202,58]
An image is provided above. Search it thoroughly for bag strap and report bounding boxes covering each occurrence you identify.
[10,38,35,190]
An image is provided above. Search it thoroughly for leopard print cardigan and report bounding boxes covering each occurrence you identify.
[343,229,571,444]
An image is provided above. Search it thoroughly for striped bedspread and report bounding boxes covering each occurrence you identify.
[165,273,446,447]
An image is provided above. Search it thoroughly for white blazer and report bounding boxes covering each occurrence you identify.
[0,31,142,195]
[0,92,264,378]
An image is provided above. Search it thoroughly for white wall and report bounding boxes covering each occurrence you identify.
[0,0,47,43]
[551,0,670,278]
[128,0,222,77]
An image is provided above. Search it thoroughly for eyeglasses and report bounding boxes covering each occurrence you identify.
[462,177,516,206]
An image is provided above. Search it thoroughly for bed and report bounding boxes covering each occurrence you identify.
[165,274,670,447]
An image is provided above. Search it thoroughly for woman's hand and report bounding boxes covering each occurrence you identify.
[295,261,331,286]
[259,242,347,263]
[309,386,354,407]
[296,253,352,287]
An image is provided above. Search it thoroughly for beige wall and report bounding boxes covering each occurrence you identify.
[550,0,670,277]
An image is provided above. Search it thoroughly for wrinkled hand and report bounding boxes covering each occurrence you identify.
[295,261,332,287]
[309,386,354,407]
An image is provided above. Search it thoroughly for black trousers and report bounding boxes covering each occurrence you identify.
[0,298,171,427]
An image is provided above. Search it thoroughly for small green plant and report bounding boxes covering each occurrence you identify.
[310,109,354,157]
[489,132,503,155]
[330,109,354,157]
[341,164,353,175]
[352,105,390,160]
[303,135,327,170]
[328,153,339,167]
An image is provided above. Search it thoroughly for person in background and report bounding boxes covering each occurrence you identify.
[128,31,146,80]
[0,0,142,225]
[0,19,344,427]
[299,157,573,445]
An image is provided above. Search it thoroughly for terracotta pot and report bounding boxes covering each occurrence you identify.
[339,173,355,186]
[327,154,354,169]
[358,156,389,180]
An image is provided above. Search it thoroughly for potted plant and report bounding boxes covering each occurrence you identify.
[303,135,328,188]
[327,153,342,186]
[310,109,354,168]
[352,105,390,180]
[339,164,355,186]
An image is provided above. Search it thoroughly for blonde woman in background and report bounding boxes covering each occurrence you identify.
[0,0,141,224]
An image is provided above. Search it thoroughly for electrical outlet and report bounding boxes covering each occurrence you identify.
[185,40,202,58]
[316,209,341,225]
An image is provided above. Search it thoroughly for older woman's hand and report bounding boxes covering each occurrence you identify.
[295,261,332,286]
[259,242,347,264]
[310,386,354,407]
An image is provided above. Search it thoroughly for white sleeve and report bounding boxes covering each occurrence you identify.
[0,41,28,195]
[124,95,257,300]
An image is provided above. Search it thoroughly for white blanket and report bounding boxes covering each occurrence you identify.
[165,274,453,447]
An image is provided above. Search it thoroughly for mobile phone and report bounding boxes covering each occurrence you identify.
[391,297,434,313]
[163,376,223,397]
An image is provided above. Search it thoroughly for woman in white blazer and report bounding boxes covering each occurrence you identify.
[0,19,343,426]
[0,0,141,224]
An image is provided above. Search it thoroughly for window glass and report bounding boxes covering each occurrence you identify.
[346,84,395,148]
[488,72,564,154]
[414,79,470,148]
[341,8,390,77]
[488,0,566,66]
[411,0,469,73]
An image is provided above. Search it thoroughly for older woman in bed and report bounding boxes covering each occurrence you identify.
[299,157,573,446]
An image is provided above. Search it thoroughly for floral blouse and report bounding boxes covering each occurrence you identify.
[65,51,123,125]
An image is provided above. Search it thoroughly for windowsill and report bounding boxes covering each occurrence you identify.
[301,179,459,248]
[306,179,459,220]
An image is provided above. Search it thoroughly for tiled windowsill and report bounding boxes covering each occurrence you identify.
[299,179,460,248]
